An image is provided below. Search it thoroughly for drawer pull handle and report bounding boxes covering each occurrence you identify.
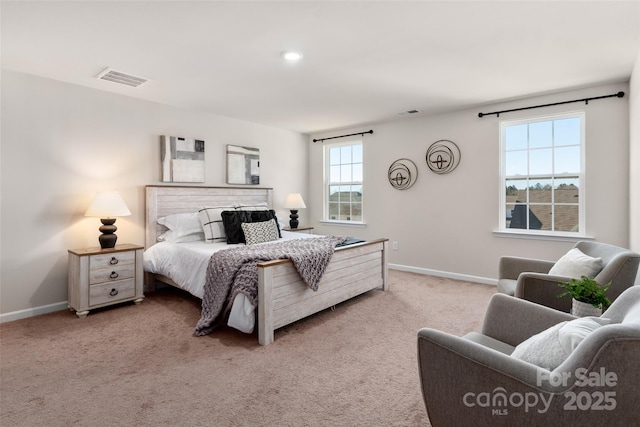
[109,288,119,297]
[109,271,119,279]
[109,257,119,265]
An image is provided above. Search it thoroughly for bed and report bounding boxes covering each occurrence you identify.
[144,185,388,345]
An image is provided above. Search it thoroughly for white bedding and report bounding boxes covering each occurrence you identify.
[143,230,319,333]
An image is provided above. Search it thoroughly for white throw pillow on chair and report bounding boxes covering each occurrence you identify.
[548,248,603,278]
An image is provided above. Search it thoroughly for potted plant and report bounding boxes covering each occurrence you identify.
[558,276,612,317]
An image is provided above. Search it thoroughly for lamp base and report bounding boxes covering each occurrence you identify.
[288,210,299,229]
[98,218,118,249]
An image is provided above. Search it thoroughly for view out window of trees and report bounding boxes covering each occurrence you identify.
[500,112,584,234]
[325,141,363,222]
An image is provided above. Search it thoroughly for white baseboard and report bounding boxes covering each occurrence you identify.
[389,264,498,286]
[1,265,496,323]
[0,301,68,324]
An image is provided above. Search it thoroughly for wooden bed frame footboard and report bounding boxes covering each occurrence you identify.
[145,185,389,345]
[257,239,388,345]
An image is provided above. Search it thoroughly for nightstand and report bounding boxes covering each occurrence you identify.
[283,226,314,234]
[68,243,144,318]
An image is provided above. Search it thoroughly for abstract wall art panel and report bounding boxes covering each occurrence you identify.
[160,135,205,182]
[226,144,260,185]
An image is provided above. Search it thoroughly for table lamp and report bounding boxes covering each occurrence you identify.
[283,193,306,229]
[85,191,132,249]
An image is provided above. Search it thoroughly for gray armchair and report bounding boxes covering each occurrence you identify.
[417,286,640,426]
[498,241,640,312]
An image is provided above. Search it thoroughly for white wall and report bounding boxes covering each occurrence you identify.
[0,70,308,315]
[1,70,634,317]
[630,47,640,285]
[309,82,631,283]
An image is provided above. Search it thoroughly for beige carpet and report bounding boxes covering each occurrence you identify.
[0,270,495,426]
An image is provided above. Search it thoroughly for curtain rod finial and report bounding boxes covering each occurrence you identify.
[617,91,625,98]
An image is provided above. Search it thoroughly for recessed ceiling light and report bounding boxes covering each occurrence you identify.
[281,51,303,62]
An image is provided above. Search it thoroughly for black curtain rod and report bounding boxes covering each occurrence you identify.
[478,91,625,118]
[313,129,373,143]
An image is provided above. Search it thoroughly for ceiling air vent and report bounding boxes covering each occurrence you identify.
[95,67,148,88]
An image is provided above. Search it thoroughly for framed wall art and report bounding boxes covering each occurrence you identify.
[160,135,205,182]
[226,144,260,185]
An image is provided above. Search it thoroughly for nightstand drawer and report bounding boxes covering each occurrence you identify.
[90,251,135,269]
[89,279,136,306]
[89,264,135,285]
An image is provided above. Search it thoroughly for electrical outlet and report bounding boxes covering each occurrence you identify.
[392,241,398,250]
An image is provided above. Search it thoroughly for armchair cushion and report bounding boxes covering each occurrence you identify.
[463,332,515,355]
[547,247,603,278]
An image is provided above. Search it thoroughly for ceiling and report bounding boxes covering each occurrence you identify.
[2,1,639,134]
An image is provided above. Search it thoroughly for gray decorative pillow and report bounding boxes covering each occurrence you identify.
[241,219,280,245]
[198,206,235,243]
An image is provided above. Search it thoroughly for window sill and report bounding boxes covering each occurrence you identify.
[492,230,594,242]
[319,220,367,228]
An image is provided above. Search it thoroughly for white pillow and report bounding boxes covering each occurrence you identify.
[511,316,610,370]
[510,322,568,370]
[241,219,280,245]
[157,213,202,236]
[558,316,610,354]
[548,248,603,278]
[157,230,205,243]
[198,206,235,243]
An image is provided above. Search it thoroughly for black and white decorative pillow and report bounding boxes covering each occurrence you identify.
[249,210,282,237]
[198,206,235,243]
[241,219,280,245]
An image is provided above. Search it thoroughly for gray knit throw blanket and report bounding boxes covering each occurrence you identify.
[194,236,346,336]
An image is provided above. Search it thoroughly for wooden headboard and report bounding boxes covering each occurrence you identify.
[145,185,274,248]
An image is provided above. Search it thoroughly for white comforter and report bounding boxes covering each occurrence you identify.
[143,230,318,333]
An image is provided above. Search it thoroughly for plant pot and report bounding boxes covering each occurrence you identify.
[571,298,602,317]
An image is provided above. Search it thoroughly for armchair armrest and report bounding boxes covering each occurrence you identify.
[481,293,575,346]
[515,272,573,312]
[499,256,554,280]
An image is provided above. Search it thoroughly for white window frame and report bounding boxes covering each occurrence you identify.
[497,111,586,239]
[322,139,365,226]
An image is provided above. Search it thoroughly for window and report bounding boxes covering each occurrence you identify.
[500,112,584,235]
[324,140,363,223]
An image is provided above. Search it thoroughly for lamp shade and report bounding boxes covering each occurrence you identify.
[283,193,306,209]
[85,191,131,218]
[85,191,131,249]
